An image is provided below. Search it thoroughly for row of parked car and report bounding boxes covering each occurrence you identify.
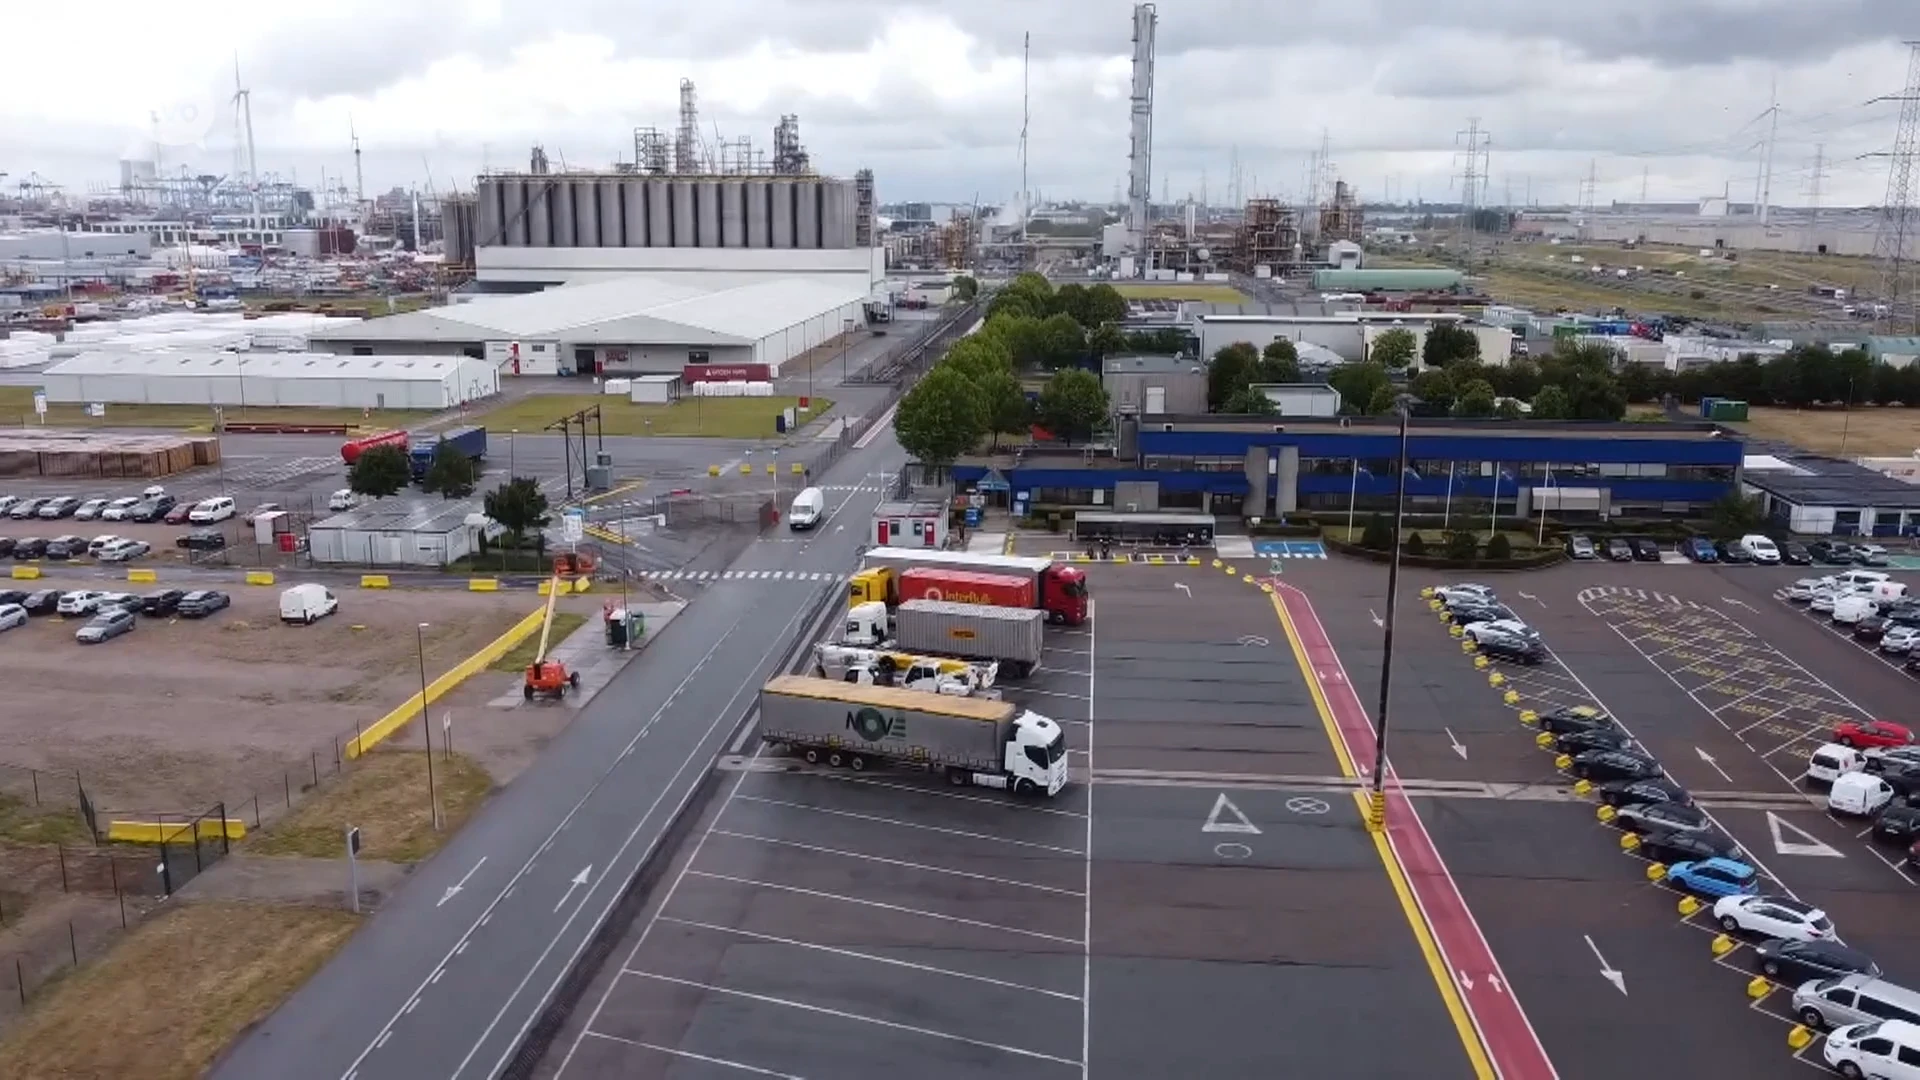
[1564,532,1896,567]
[0,586,232,643]
[1430,581,1920,1078]
[0,491,334,527]
[0,534,152,562]
[1784,571,1920,677]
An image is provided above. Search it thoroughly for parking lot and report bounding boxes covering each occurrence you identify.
[548,565,1477,1079]
[1289,556,1920,1078]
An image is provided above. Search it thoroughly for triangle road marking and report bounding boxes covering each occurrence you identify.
[1766,811,1844,858]
[1202,793,1262,835]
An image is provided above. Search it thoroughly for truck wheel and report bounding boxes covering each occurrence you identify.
[844,672,859,683]
[1049,610,1065,625]
[946,768,968,786]
[522,684,534,701]
[848,755,866,771]
[828,752,844,768]
[1015,778,1037,796]
[803,748,820,764]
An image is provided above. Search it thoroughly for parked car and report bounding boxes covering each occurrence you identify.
[176,529,226,552]
[162,502,194,525]
[7,497,49,519]
[95,539,150,563]
[1432,583,1499,605]
[1638,829,1744,864]
[86,534,125,556]
[1536,705,1620,737]
[1462,620,1546,664]
[42,535,86,560]
[0,589,27,607]
[1596,778,1692,808]
[1835,720,1914,750]
[1752,939,1880,985]
[1604,537,1634,561]
[1811,540,1858,565]
[175,590,231,619]
[0,496,19,515]
[92,592,141,614]
[1665,858,1759,899]
[1715,539,1753,564]
[126,495,177,523]
[11,538,48,559]
[1857,544,1893,567]
[1882,625,1920,656]
[75,607,136,644]
[1853,605,1919,642]
[1443,596,1517,624]
[0,603,26,632]
[327,488,362,512]
[139,589,186,616]
[1714,894,1835,941]
[19,589,63,615]
[1822,1016,1920,1077]
[1872,804,1920,845]
[35,496,81,519]
[1556,727,1636,755]
[96,496,141,521]
[1865,746,1920,774]
[1615,800,1716,835]
[55,590,108,616]
[1781,541,1814,565]
[71,498,110,521]
[187,496,236,524]
[1628,537,1663,561]
[1684,536,1720,562]
[1566,534,1598,560]
[0,537,14,557]
[1570,748,1663,783]
[242,502,284,525]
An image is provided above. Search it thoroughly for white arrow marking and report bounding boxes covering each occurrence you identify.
[1446,728,1468,760]
[1585,934,1627,995]
[1488,973,1505,993]
[437,856,488,908]
[1720,596,1756,611]
[1202,793,1262,835]
[1369,608,1384,628]
[1695,747,1732,783]
[1767,811,1845,858]
[553,864,594,912]
[1174,582,1192,598]
[1457,970,1474,990]
[1516,590,1544,608]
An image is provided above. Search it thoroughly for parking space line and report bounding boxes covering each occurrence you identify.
[580,1031,803,1078]
[710,828,1085,897]
[1019,685,1092,701]
[683,871,1084,945]
[786,770,1088,819]
[617,969,1083,1068]
[657,916,1080,1001]
[1079,597,1096,1080]
[730,795,1084,855]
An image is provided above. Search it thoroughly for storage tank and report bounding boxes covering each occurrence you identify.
[501,179,529,247]
[795,180,822,249]
[770,181,796,248]
[745,181,772,247]
[550,180,575,247]
[670,180,697,247]
[621,179,647,246]
[696,181,721,247]
[646,180,672,247]
[476,187,502,249]
[525,180,552,247]
[602,181,628,246]
[720,181,747,247]
[575,181,600,248]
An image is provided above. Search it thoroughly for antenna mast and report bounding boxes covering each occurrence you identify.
[1871,41,1920,332]
[1019,31,1030,246]
[1759,79,1780,226]
[350,118,366,225]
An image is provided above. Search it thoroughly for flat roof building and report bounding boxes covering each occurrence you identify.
[1742,453,1920,537]
[41,351,499,410]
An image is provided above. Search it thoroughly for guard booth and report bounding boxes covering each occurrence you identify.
[871,500,948,549]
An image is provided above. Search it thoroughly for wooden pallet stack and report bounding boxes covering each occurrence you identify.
[0,432,218,479]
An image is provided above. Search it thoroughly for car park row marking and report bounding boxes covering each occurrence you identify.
[1771,585,1920,682]
[633,569,848,582]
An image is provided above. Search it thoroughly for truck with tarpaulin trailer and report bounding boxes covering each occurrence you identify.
[855,547,1088,625]
[408,425,488,481]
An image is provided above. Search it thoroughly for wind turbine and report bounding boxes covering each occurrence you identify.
[232,56,259,213]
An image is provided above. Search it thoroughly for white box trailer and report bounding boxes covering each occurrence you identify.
[758,675,1067,795]
[891,600,1045,677]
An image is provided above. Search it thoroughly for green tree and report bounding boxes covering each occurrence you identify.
[987,290,1043,321]
[1422,323,1480,367]
[978,370,1032,450]
[894,365,988,467]
[1707,492,1766,539]
[1221,385,1278,415]
[1327,361,1390,416]
[1082,283,1130,326]
[942,335,1013,382]
[1371,328,1417,369]
[1405,532,1427,556]
[1452,379,1498,418]
[1052,282,1091,326]
[348,443,410,499]
[1258,339,1301,383]
[1035,368,1110,442]
[422,440,478,499]
[483,476,550,549]
[1087,323,1127,357]
[1365,383,1398,416]
[952,275,979,301]
[1412,369,1456,413]
[1207,342,1260,408]
[1494,398,1523,420]
[1360,512,1393,550]
[1036,312,1089,368]
[981,314,1046,368]
[1531,385,1573,420]
[1486,533,1512,559]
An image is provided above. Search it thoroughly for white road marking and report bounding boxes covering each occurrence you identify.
[686,870,1084,944]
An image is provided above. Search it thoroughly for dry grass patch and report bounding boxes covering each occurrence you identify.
[248,750,494,863]
[470,393,829,438]
[0,901,359,1080]
[1108,282,1246,303]
[491,612,588,672]
[1728,405,1920,457]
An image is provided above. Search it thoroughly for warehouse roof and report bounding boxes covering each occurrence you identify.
[44,351,477,381]
[310,500,482,533]
[308,276,868,347]
[1743,454,1920,510]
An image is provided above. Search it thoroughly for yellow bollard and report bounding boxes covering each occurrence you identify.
[1488,672,1505,687]
[1593,802,1614,821]
[1518,709,1538,724]
[1428,598,1443,611]
[1535,732,1555,749]
[1420,587,1435,599]
[1710,934,1736,957]
[1575,779,1594,797]
[1618,831,1639,850]
[1503,689,1520,705]
[1449,624,1464,638]
[1212,559,1222,568]
[1260,583,1273,594]
[1678,896,1701,917]
[708,464,721,476]
[1747,976,1771,1000]
[1788,1026,1814,1050]
[1645,863,1667,882]
[1473,654,1489,668]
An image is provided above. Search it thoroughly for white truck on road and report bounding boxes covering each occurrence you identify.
[811,643,998,697]
[758,674,1068,795]
[842,599,1046,678]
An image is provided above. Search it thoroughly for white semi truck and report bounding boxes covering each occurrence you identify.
[811,643,998,697]
[841,599,1046,678]
[758,674,1068,796]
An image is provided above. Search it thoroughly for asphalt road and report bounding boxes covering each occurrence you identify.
[209,415,911,1080]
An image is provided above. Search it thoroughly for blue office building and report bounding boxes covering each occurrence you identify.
[952,416,1743,522]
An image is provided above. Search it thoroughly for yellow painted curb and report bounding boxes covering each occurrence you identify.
[468,578,500,592]
[361,574,391,589]
[346,605,548,758]
[245,570,275,586]
[108,817,246,843]
[126,568,158,583]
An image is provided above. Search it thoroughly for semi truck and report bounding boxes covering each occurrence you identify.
[758,674,1068,795]
[856,547,1088,625]
[844,599,1046,677]
[811,643,998,696]
[848,566,1034,611]
[409,425,488,481]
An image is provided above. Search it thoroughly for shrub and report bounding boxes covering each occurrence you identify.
[1405,532,1426,556]
[1486,533,1513,559]
[1360,512,1393,550]
[1444,530,1479,561]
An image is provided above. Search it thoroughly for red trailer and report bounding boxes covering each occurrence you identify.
[896,568,1035,611]
[340,429,409,465]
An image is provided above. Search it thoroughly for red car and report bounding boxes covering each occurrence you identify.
[1834,720,1914,750]
[163,502,194,525]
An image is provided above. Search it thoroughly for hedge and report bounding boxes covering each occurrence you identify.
[1323,535,1567,572]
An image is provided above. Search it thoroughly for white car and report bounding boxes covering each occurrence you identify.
[1433,583,1498,605]
[56,590,109,616]
[1712,894,1836,942]
[186,497,236,524]
[1824,1018,1920,1080]
[1811,588,1842,613]
[1786,579,1824,602]
[1833,596,1881,625]
[86,534,124,556]
[1865,745,1920,772]
[97,496,142,521]
[328,488,362,512]
[0,495,18,515]
[72,498,111,521]
[1881,625,1920,655]
[0,603,26,631]
[96,538,151,562]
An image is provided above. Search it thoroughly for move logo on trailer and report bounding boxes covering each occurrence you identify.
[846,707,909,743]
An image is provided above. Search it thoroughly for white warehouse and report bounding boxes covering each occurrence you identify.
[304,276,869,378]
[40,352,500,410]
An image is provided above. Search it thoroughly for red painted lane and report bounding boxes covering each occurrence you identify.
[1277,583,1558,1080]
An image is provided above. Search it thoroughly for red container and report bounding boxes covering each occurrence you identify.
[278,532,297,552]
[896,569,1034,611]
[340,429,409,465]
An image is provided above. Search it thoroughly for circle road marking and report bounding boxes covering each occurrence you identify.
[1214,842,1252,859]
[1285,797,1331,815]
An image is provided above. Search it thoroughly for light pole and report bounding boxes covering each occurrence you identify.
[417,622,440,830]
[841,318,855,383]
[1366,402,1413,832]
[508,429,518,481]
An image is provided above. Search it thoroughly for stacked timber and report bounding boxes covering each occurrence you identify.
[0,432,216,479]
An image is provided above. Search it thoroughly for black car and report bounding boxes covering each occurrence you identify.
[1638,829,1743,864]
[1810,540,1856,565]
[139,589,186,616]
[1715,539,1753,564]
[127,495,177,523]
[1597,777,1692,808]
[19,589,63,614]
[1856,607,1920,642]
[0,589,26,607]
[43,535,85,560]
[177,529,227,552]
[1878,766,1920,801]
[0,537,13,557]
[1604,537,1634,561]
[1537,705,1620,737]
[1570,748,1663,782]
[1873,804,1920,844]
[1556,727,1636,755]
[1615,800,1713,835]
[175,590,231,618]
[1464,622,1547,665]
[1444,598,1518,624]
[1781,542,1813,565]
[1753,939,1881,985]
[1628,537,1663,561]
[11,538,47,559]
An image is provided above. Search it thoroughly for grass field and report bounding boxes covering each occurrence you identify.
[247,750,494,863]
[1479,267,1768,322]
[0,795,91,847]
[1109,283,1247,303]
[491,612,588,672]
[0,386,428,432]
[1725,405,1920,457]
[0,901,359,1080]
[469,394,829,438]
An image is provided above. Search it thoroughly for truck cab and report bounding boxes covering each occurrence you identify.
[1006,710,1069,795]
[843,602,891,647]
[1041,565,1090,625]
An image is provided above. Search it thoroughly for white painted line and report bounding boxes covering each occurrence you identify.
[730,795,1084,855]
[580,1032,805,1078]
[1016,686,1093,702]
[375,1031,392,1050]
[686,870,1084,944]
[658,916,1081,1000]
[792,769,1088,818]
[711,828,1086,896]
[1080,596,1096,1079]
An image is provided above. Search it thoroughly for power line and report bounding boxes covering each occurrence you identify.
[1454,117,1490,249]
[1871,41,1920,332]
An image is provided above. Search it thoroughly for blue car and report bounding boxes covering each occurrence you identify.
[1685,537,1719,563]
[1667,857,1758,899]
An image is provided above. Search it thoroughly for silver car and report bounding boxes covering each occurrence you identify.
[1881,625,1920,655]
[0,603,26,631]
[75,607,135,643]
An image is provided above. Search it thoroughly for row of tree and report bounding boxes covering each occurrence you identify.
[344,442,552,550]
[986,272,1131,330]
[1618,344,1920,408]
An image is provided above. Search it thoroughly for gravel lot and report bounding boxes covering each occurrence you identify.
[0,588,533,814]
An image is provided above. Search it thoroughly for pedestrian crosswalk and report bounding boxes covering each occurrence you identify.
[819,484,885,494]
[638,568,850,582]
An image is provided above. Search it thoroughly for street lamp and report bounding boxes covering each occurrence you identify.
[841,318,855,383]
[1366,401,1413,832]
[508,429,518,481]
[417,622,440,830]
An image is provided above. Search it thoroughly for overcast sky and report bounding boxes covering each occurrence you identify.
[3,0,1914,212]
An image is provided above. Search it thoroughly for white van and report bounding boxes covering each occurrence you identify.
[1739,534,1780,564]
[1831,570,1892,590]
[187,496,236,524]
[1823,1016,1920,1078]
[279,584,339,625]
[1828,770,1895,816]
[788,487,825,531]
[1808,743,1867,785]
